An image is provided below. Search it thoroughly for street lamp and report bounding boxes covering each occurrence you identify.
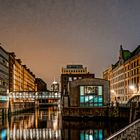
[110,89,117,106]
[129,85,136,91]
[129,84,137,97]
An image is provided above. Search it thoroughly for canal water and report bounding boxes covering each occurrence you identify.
[0,107,129,140]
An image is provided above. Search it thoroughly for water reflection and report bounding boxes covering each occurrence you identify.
[80,129,103,140]
[0,107,129,140]
[0,107,61,140]
[62,119,129,140]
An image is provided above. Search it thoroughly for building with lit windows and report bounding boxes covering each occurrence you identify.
[9,53,35,92]
[61,64,95,95]
[67,78,110,107]
[51,80,59,92]
[23,65,35,91]
[103,45,140,104]
[0,46,9,108]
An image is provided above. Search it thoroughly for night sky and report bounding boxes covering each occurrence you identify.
[0,0,139,88]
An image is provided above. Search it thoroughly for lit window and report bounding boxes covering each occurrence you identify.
[80,86,103,107]
[69,77,72,81]
[74,77,77,80]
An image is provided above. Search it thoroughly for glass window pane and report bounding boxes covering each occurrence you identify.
[85,96,89,103]
[98,103,103,106]
[79,85,104,107]
[80,86,84,95]
[89,96,93,103]
[89,103,93,107]
[84,104,89,107]
[98,86,102,95]
[98,97,103,102]
[80,103,84,107]
[94,97,98,102]
[94,103,98,106]
[80,96,85,103]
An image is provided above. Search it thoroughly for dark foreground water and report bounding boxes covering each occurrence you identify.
[0,107,129,140]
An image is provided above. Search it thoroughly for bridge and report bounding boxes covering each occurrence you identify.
[105,118,140,140]
[4,91,61,114]
[9,91,61,100]
[127,95,140,107]
[108,94,140,139]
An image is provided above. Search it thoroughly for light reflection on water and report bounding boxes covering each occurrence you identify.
[0,107,129,140]
[0,107,62,140]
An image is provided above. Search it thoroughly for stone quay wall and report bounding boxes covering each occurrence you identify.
[62,107,130,119]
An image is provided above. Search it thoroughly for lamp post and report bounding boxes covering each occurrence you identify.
[110,89,117,106]
[129,84,140,122]
[129,84,137,97]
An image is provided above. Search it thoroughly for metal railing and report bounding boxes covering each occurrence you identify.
[8,91,61,100]
[106,119,140,140]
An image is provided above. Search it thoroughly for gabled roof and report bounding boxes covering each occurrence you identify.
[131,45,140,56]
[112,45,140,69]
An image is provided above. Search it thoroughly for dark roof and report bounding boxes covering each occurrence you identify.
[112,45,140,69]
[0,46,8,54]
[131,45,140,56]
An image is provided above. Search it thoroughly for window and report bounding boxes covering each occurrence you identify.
[69,77,72,81]
[74,77,77,80]
[80,86,103,107]
[137,76,139,84]
[137,60,139,66]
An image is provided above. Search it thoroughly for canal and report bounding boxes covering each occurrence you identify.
[0,107,129,140]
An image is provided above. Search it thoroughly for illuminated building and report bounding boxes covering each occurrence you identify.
[9,53,35,92]
[0,46,9,108]
[51,80,59,92]
[23,65,35,91]
[103,45,140,104]
[61,64,95,95]
[35,78,47,91]
[66,78,110,107]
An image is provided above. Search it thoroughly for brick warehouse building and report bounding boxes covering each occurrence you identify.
[103,45,140,104]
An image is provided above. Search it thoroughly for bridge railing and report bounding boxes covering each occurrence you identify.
[105,119,140,140]
[8,92,61,99]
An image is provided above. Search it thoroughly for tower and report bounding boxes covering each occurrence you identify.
[51,80,59,92]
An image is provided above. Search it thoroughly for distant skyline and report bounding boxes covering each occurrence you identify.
[0,0,139,88]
